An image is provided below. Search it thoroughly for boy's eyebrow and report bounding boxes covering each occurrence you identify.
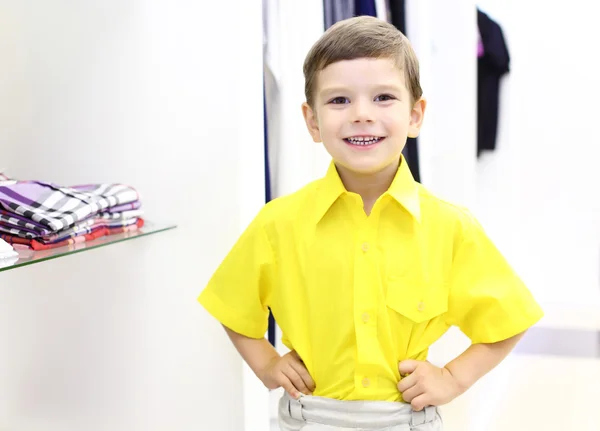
[319,86,350,97]
[372,84,404,93]
[319,84,404,97]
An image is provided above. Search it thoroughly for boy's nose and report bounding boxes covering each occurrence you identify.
[351,101,375,123]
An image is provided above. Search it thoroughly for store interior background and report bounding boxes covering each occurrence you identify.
[0,0,598,430]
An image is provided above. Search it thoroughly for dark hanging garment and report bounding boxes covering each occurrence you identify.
[354,0,377,16]
[263,78,278,346]
[388,0,421,182]
[324,0,355,30]
[477,9,510,156]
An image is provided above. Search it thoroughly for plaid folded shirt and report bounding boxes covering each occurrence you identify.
[1,218,145,251]
[0,209,144,239]
[0,181,139,234]
[0,215,140,243]
[105,201,141,213]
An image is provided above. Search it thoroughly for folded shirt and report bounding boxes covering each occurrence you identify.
[0,216,140,243]
[97,209,144,221]
[0,208,50,235]
[104,201,142,213]
[0,181,139,234]
[43,217,139,244]
[0,210,143,240]
[0,218,145,251]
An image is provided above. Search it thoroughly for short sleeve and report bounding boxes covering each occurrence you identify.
[446,212,544,344]
[198,212,276,339]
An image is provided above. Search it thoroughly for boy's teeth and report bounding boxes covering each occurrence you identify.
[347,136,381,145]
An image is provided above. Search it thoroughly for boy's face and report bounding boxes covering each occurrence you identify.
[302,57,426,176]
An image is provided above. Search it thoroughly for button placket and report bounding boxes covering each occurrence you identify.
[353,223,381,373]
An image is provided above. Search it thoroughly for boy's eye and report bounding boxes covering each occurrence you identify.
[329,97,349,104]
[375,94,396,102]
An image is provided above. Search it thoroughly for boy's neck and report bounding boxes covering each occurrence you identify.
[335,159,400,214]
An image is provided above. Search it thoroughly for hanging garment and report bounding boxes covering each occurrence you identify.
[263,0,277,346]
[477,30,484,57]
[323,0,355,29]
[388,0,421,182]
[263,77,277,345]
[477,9,510,156]
[374,0,389,21]
[354,0,376,16]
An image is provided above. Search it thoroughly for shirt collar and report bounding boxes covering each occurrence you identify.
[312,155,421,223]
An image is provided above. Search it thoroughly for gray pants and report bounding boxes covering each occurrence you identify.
[278,392,443,430]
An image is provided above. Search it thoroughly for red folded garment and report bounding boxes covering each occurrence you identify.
[0,219,144,251]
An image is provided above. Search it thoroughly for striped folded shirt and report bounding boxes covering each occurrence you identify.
[0,218,145,251]
[0,209,144,240]
[0,181,139,234]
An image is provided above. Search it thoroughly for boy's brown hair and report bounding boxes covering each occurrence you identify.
[303,16,422,107]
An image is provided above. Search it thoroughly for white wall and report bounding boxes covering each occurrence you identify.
[0,1,264,430]
[474,1,600,315]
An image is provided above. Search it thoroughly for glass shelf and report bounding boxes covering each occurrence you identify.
[0,222,177,273]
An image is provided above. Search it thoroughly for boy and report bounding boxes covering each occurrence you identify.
[199,16,543,430]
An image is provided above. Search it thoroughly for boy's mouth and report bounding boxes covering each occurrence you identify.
[344,136,385,146]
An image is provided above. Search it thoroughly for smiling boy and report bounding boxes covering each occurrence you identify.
[199,16,543,430]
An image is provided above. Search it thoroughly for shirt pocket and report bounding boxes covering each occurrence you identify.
[385,277,449,323]
[385,277,450,358]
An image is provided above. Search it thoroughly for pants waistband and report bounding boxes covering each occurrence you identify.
[279,392,439,429]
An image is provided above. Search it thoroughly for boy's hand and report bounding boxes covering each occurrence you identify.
[259,350,315,399]
[397,360,466,411]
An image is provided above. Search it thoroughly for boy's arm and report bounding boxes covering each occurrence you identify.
[444,331,525,390]
[397,331,525,411]
[223,325,315,399]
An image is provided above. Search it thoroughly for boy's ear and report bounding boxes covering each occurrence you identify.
[408,97,427,139]
[302,102,322,143]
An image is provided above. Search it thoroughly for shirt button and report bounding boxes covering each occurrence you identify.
[417,301,425,312]
[362,312,370,323]
[361,242,370,252]
[362,377,371,388]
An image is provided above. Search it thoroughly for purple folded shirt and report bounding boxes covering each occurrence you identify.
[0,181,139,233]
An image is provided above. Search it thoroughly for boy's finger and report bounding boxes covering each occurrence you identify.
[284,365,311,395]
[398,359,421,376]
[400,384,422,403]
[410,394,430,412]
[397,371,418,393]
[290,360,315,392]
[278,374,301,400]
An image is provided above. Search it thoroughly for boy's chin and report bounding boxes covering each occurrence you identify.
[335,159,401,176]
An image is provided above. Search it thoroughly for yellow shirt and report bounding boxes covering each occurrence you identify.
[198,157,543,402]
